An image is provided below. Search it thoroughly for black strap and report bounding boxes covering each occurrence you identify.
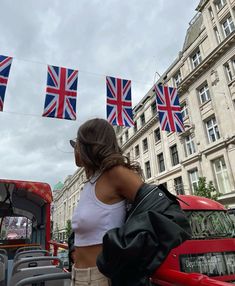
[158,184,190,206]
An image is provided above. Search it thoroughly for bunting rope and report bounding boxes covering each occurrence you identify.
[0,54,155,120]
[11,55,154,86]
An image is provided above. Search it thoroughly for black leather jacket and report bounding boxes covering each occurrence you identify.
[68,232,75,272]
[97,183,192,286]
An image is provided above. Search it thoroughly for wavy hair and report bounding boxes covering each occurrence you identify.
[76,118,142,179]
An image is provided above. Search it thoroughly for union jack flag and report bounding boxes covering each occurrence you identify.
[106,76,134,127]
[0,55,13,112]
[42,65,78,120]
[154,84,184,132]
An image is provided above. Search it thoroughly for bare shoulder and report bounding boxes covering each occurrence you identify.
[106,165,143,201]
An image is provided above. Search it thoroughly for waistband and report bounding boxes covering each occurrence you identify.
[72,266,105,282]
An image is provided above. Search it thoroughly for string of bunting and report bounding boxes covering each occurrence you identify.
[0,54,184,132]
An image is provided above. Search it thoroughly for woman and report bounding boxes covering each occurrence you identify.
[70,118,144,286]
[70,118,191,286]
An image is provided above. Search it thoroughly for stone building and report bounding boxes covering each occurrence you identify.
[52,0,235,237]
[118,0,235,206]
[52,170,85,241]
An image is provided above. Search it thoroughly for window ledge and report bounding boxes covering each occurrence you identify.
[167,131,174,137]
[228,77,235,87]
[185,151,197,158]
[181,153,200,166]
[215,3,227,15]
[199,98,212,110]
[172,163,180,168]
[182,115,189,121]
[154,140,161,145]
[216,4,227,13]
[202,137,225,156]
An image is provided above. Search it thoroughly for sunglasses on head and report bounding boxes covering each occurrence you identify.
[70,138,77,148]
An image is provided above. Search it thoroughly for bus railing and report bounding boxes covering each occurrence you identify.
[48,240,69,268]
[49,240,68,257]
[48,240,234,285]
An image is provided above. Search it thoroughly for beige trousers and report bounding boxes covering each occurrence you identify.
[71,266,111,286]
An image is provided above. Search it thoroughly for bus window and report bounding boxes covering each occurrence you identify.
[0,216,32,241]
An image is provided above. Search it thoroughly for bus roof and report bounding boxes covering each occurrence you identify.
[0,179,52,203]
[178,195,226,211]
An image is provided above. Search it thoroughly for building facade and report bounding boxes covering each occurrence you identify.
[52,169,85,241]
[52,0,235,238]
[118,0,235,205]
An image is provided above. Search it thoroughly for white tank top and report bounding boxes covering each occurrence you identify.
[72,176,126,247]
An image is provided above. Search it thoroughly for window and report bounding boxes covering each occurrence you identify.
[185,135,196,156]
[174,176,184,195]
[154,128,161,143]
[174,71,182,87]
[224,63,233,81]
[215,0,226,11]
[198,83,210,104]
[140,113,145,126]
[120,136,123,145]
[116,126,122,134]
[125,130,129,141]
[191,49,201,68]
[135,145,140,157]
[205,116,220,143]
[0,216,32,240]
[213,157,231,194]
[181,102,188,119]
[142,138,148,152]
[208,7,214,19]
[145,161,151,179]
[222,16,235,37]
[157,153,165,172]
[189,168,199,192]
[170,144,179,166]
[214,27,221,44]
[126,152,130,159]
[151,101,157,115]
[133,121,137,133]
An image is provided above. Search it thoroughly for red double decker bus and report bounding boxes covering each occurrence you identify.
[0,179,70,286]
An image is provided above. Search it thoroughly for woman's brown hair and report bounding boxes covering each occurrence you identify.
[76,118,142,179]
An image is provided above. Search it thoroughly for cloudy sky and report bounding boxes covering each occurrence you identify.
[0,0,199,189]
